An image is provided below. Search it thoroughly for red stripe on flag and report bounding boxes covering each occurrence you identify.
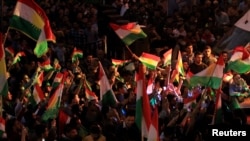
[109,23,120,30]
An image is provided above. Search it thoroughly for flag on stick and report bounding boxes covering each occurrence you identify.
[163,49,172,66]
[110,22,147,46]
[99,61,118,106]
[139,52,160,70]
[10,0,56,57]
[226,46,250,74]
[190,55,225,89]
[71,48,83,62]
[12,51,26,65]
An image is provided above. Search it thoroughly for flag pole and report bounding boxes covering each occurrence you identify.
[125,45,133,55]
[104,35,107,54]
[0,0,3,117]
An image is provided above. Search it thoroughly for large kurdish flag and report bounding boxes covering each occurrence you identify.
[10,0,44,41]
[110,22,147,46]
[99,61,118,106]
[135,64,152,139]
[10,0,56,57]
[0,33,8,96]
[190,55,225,89]
[139,52,160,70]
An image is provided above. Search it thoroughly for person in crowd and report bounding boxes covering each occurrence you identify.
[59,124,81,141]
[83,124,106,141]
[188,51,208,74]
[202,45,217,66]
[201,28,216,47]
[116,110,141,141]
[215,8,230,27]
[229,73,249,104]
[115,82,127,103]
[5,118,28,141]
[182,43,195,65]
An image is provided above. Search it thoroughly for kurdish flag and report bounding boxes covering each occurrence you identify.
[99,61,118,107]
[84,79,98,101]
[176,51,185,76]
[53,58,61,71]
[110,22,147,46]
[171,51,185,82]
[5,46,15,57]
[39,58,53,71]
[0,33,8,96]
[10,0,56,58]
[12,51,25,65]
[163,49,172,66]
[58,109,71,135]
[36,71,44,87]
[112,59,127,66]
[135,64,152,139]
[42,82,64,121]
[226,46,250,74]
[85,85,98,102]
[31,84,45,106]
[59,110,71,126]
[189,55,225,89]
[148,107,159,141]
[0,117,5,138]
[146,75,154,95]
[71,48,83,62]
[139,52,160,70]
[212,89,223,124]
[51,72,63,88]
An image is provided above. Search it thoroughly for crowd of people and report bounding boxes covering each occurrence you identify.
[1,0,250,141]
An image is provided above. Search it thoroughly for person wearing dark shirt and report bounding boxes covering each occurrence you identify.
[188,52,208,74]
[116,110,141,141]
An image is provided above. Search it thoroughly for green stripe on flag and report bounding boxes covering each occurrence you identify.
[135,98,142,130]
[10,15,41,40]
[0,82,8,97]
[190,76,222,89]
[122,31,147,46]
[102,90,117,107]
[34,40,48,58]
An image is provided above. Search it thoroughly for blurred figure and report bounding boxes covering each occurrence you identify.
[5,118,28,141]
[116,110,140,141]
[202,45,217,66]
[60,124,81,141]
[83,124,106,141]
[229,73,249,103]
